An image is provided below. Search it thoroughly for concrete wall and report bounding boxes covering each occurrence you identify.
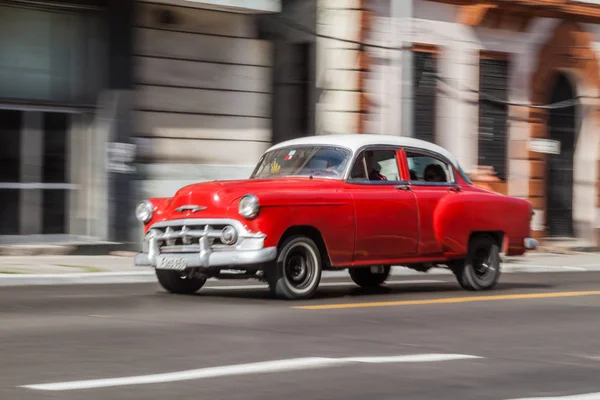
[316,0,364,135]
[132,1,273,200]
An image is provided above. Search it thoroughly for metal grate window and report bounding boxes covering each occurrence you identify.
[478,56,509,181]
[412,50,437,144]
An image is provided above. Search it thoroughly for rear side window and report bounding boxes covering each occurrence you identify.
[406,151,454,183]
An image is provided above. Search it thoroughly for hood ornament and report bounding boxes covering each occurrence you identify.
[175,205,207,213]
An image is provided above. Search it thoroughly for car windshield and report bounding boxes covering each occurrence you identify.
[250,146,352,179]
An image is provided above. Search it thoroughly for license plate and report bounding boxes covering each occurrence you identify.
[156,256,188,271]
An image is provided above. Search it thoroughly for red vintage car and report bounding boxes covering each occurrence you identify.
[134,134,537,300]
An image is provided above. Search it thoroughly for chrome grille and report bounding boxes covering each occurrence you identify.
[142,218,268,266]
[152,223,230,251]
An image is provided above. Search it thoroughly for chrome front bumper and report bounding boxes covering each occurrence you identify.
[134,218,278,269]
[524,237,538,250]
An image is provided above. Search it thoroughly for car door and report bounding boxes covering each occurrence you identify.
[402,148,461,256]
[345,146,420,263]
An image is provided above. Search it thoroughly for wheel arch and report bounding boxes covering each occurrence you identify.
[469,231,506,253]
[278,225,332,269]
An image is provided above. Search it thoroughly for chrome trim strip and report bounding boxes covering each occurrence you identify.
[134,247,278,268]
[175,205,207,213]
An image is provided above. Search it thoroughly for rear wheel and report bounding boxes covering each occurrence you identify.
[349,266,390,288]
[266,235,323,300]
[450,234,501,291]
[156,269,207,294]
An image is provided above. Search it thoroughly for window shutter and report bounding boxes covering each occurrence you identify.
[412,50,437,144]
[478,56,509,181]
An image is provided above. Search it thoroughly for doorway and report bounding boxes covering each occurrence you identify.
[546,72,578,237]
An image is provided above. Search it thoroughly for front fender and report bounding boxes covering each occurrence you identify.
[142,197,173,233]
[234,194,355,266]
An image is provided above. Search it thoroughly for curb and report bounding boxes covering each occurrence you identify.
[533,246,600,256]
[0,243,139,257]
[0,271,157,287]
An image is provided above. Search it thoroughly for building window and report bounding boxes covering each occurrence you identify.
[0,110,71,236]
[0,110,22,235]
[293,42,311,135]
[478,52,510,181]
[0,3,105,105]
[273,41,312,144]
[412,44,438,144]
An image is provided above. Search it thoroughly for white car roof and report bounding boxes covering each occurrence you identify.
[267,134,459,167]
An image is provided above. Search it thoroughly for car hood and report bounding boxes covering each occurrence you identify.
[161,178,343,219]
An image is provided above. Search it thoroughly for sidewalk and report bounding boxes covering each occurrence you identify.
[0,254,138,275]
[0,252,599,287]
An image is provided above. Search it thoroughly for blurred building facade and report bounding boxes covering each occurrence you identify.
[3,0,600,250]
[130,0,317,244]
[133,0,315,197]
[0,0,134,246]
[0,0,315,248]
[315,0,600,247]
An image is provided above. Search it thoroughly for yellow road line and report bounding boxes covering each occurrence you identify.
[292,291,600,310]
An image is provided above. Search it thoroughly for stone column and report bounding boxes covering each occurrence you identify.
[19,112,43,235]
[316,0,363,134]
[437,45,480,172]
[106,0,137,245]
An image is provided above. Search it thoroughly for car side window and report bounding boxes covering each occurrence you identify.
[405,151,453,184]
[350,149,400,182]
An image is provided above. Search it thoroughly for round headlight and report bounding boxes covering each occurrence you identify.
[135,200,154,224]
[220,226,238,245]
[238,194,259,219]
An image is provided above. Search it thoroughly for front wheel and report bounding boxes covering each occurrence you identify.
[349,266,390,288]
[266,235,323,300]
[156,269,207,294]
[450,234,501,291]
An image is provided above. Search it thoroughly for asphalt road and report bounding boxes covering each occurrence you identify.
[2,271,600,400]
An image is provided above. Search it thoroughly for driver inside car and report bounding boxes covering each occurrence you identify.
[424,163,446,182]
[365,151,387,181]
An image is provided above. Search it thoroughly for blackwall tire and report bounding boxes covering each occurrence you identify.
[349,266,390,288]
[267,235,323,300]
[451,234,501,291]
[155,269,207,294]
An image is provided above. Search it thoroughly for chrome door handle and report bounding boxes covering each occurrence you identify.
[396,184,411,191]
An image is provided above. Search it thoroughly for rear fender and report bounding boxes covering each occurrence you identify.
[433,192,532,255]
